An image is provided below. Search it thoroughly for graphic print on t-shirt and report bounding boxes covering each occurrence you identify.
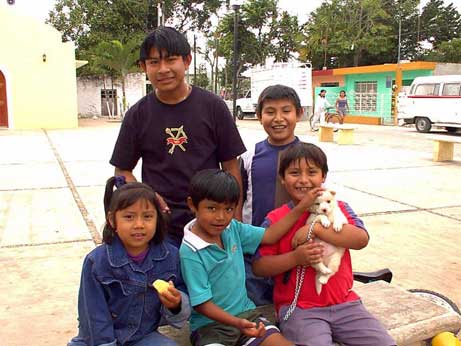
[165,125,188,154]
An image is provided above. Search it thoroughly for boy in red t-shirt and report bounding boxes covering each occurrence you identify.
[253,143,395,346]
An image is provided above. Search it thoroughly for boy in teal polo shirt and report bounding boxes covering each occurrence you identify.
[180,169,324,346]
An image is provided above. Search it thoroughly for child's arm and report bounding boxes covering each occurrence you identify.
[194,300,265,338]
[252,240,324,277]
[76,256,116,345]
[293,202,369,250]
[260,187,324,245]
[222,158,244,221]
[313,222,368,249]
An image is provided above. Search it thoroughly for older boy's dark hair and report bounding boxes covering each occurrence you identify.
[139,26,191,61]
[278,142,328,178]
[256,84,302,117]
[102,177,166,244]
[189,169,240,207]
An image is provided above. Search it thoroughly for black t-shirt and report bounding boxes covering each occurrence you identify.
[110,86,246,245]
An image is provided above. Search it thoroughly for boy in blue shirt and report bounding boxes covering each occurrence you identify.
[240,84,305,305]
[180,169,323,346]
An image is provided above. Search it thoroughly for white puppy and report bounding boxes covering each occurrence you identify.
[306,190,348,294]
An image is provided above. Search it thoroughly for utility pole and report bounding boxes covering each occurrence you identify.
[193,35,197,85]
[231,1,242,122]
[215,36,219,94]
[397,18,402,64]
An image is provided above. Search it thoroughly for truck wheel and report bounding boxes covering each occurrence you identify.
[237,107,244,120]
[415,117,431,133]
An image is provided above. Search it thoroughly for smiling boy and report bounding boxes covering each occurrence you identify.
[110,27,246,248]
[180,169,321,346]
[252,143,395,346]
[240,84,304,305]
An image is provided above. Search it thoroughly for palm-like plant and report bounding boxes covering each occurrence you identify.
[93,38,140,117]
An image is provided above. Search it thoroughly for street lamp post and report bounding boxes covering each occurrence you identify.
[230,0,243,122]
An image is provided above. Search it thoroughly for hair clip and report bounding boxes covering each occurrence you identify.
[114,175,126,188]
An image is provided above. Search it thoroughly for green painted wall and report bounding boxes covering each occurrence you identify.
[315,69,434,122]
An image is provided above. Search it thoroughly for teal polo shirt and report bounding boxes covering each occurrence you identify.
[180,218,265,331]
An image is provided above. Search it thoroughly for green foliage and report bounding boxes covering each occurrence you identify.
[420,0,461,49]
[422,38,461,63]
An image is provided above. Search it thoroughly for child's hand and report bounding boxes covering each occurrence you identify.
[296,187,324,213]
[155,281,181,311]
[238,319,266,338]
[293,240,324,266]
[291,224,314,248]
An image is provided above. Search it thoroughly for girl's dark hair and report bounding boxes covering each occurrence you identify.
[278,142,328,178]
[139,26,191,61]
[189,169,240,207]
[256,84,303,117]
[102,177,166,244]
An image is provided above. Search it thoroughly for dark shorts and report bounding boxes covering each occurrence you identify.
[279,300,396,346]
[337,108,347,116]
[190,309,280,346]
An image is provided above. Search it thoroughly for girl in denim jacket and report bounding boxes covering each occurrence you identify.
[68,177,191,346]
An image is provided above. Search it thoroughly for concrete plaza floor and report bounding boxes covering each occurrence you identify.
[0,118,460,345]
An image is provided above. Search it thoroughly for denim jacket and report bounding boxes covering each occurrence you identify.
[68,236,191,346]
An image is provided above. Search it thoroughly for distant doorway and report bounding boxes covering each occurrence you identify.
[0,71,8,127]
[101,89,118,117]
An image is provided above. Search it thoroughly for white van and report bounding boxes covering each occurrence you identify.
[398,75,461,133]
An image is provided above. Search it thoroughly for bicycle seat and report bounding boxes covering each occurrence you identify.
[353,268,393,284]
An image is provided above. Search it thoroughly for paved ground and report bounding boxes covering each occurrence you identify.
[0,117,460,345]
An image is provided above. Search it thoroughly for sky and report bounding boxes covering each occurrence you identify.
[5,0,461,24]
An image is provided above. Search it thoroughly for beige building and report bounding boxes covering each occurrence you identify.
[0,5,82,129]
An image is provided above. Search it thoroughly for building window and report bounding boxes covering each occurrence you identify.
[354,81,377,112]
[320,82,339,87]
[442,83,461,96]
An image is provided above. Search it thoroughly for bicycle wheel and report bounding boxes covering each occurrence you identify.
[325,112,342,132]
[408,289,461,316]
[309,114,319,131]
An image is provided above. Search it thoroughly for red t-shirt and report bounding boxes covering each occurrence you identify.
[259,202,363,313]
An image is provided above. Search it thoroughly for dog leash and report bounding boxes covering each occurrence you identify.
[282,219,316,321]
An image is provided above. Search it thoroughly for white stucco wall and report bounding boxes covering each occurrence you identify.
[77,73,146,117]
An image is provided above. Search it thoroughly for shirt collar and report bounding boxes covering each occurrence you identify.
[182,219,212,252]
[107,235,169,267]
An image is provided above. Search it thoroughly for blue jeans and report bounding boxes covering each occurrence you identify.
[129,331,178,346]
[69,330,179,346]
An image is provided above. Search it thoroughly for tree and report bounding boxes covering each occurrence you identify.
[419,0,461,49]
[423,38,461,63]
[93,39,140,115]
[216,0,301,90]
[46,0,228,58]
[193,64,210,89]
[302,0,394,68]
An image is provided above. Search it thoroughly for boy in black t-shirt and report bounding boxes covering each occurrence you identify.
[110,27,246,247]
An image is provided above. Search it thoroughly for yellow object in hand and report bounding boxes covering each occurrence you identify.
[152,279,170,294]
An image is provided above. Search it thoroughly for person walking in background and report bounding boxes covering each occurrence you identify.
[335,90,349,124]
[312,89,331,129]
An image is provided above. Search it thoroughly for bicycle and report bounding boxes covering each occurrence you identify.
[309,106,344,131]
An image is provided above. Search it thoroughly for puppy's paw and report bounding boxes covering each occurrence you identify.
[318,215,331,228]
[318,275,330,284]
[315,280,323,295]
[333,220,345,232]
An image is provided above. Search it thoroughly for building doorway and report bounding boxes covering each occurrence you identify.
[101,89,118,117]
[0,71,8,127]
